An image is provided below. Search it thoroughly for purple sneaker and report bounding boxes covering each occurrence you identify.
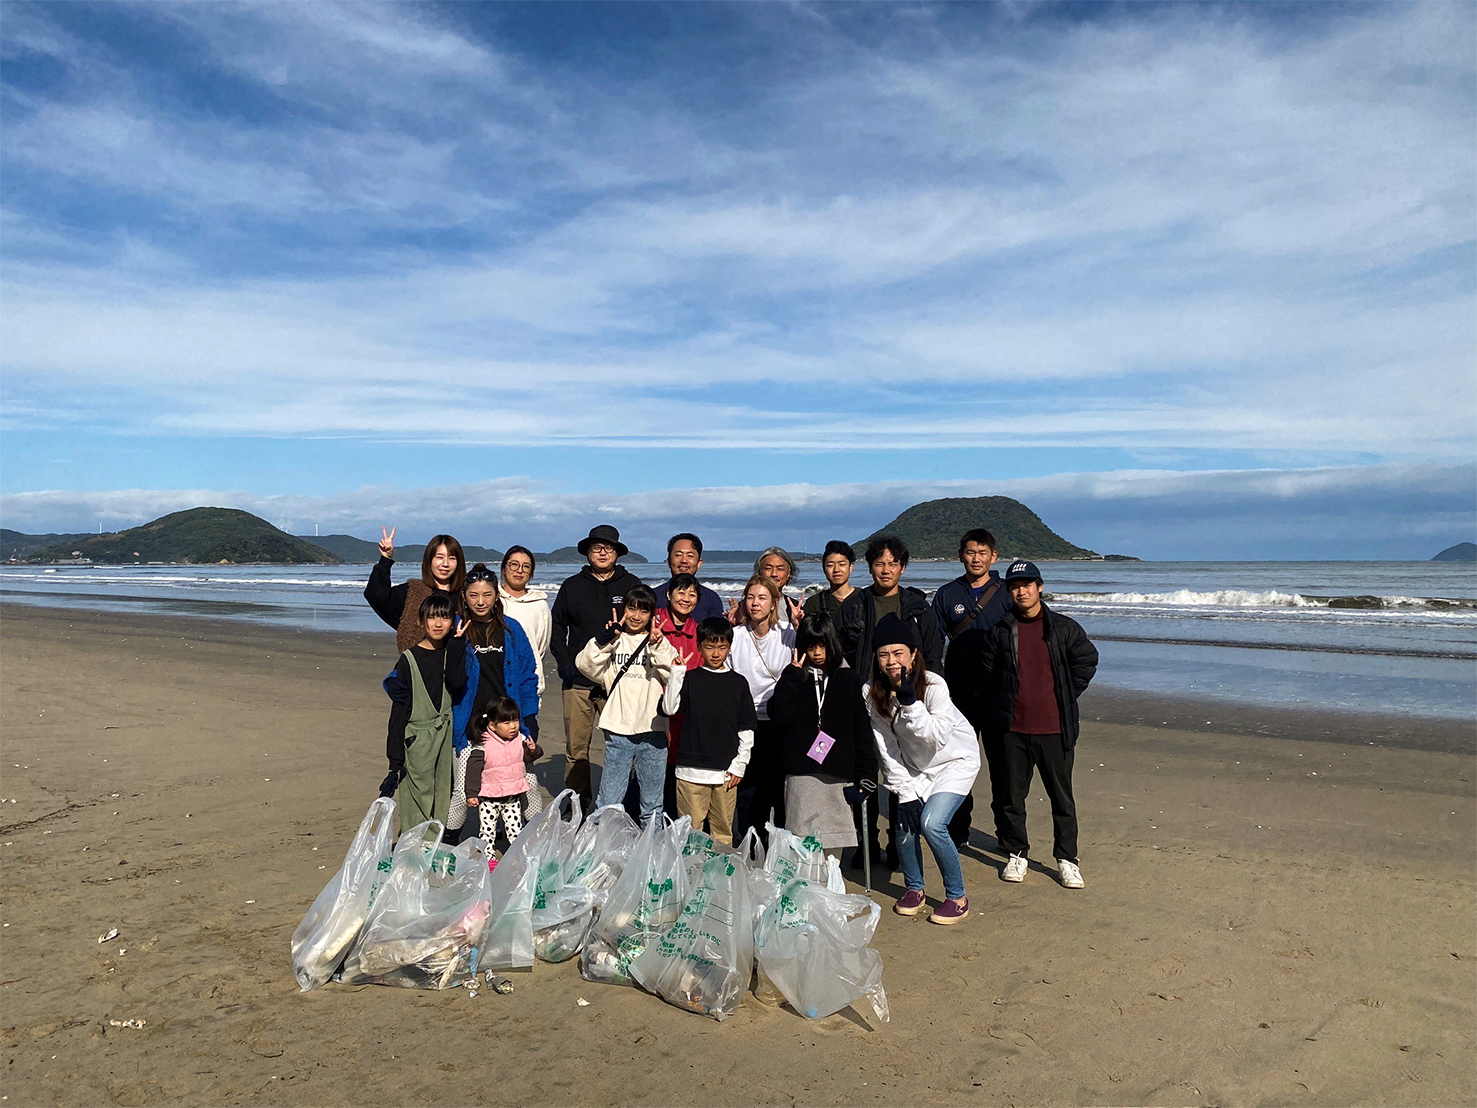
[930,896,970,926]
[893,889,926,916]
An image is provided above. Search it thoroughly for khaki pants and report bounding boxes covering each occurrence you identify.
[562,686,599,807]
[675,778,737,846]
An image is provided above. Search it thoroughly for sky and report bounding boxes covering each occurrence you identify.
[1,1,1473,559]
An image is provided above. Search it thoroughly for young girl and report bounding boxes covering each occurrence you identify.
[864,614,980,924]
[768,613,875,858]
[381,592,468,833]
[576,584,678,821]
[364,529,467,652]
[728,575,797,844]
[464,699,542,849]
[447,563,541,843]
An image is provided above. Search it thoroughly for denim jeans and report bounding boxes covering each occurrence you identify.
[896,792,968,901]
[596,731,667,821]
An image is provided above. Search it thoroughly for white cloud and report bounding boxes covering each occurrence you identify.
[0,3,1472,467]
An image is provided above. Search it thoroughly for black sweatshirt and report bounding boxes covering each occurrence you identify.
[549,564,644,690]
[767,664,877,784]
[466,620,507,726]
[384,644,467,773]
[364,556,410,629]
[666,666,759,772]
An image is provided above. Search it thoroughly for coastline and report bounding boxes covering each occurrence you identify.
[1,604,1473,1106]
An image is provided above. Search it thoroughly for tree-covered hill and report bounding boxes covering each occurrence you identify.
[2,528,95,561]
[29,508,341,564]
[858,496,1098,561]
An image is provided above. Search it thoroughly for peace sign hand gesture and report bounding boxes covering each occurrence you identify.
[790,648,804,669]
[649,620,666,647]
[378,525,396,561]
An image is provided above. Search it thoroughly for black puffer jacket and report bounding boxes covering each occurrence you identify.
[767,664,876,784]
[837,585,944,677]
[975,603,1099,747]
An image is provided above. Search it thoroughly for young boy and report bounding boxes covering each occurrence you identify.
[577,584,678,821]
[804,540,858,618]
[464,697,542,848]
[380,592,468,832]
[660,618,758,845]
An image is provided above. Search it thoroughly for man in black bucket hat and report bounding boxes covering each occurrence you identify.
[551,525,643,808]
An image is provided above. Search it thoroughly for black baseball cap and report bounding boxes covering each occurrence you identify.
[1003,559,1042,583]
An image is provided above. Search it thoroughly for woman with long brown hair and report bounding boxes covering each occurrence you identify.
[364,528,467,653]
[865,613,979,925]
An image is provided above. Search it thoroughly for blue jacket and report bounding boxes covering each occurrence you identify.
[452,618,539,753]
[933,571,1013,643]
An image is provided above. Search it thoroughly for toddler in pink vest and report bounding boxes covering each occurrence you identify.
[465,698,542,849]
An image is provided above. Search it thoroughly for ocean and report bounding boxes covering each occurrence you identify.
[3,559,1473,721]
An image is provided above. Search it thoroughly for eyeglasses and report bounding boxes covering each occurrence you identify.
[588,543,616,554]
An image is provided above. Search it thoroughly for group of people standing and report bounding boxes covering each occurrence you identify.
[363,520,1099,924]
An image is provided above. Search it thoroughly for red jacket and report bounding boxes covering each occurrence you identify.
[656,609,703,763]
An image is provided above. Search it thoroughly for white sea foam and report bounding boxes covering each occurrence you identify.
[1051,588,1320,608]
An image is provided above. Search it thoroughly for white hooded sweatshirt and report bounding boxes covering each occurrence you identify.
[500,584,552,696]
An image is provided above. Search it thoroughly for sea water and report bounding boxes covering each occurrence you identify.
[3,559,1473,720]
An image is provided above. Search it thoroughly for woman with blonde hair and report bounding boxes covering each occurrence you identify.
[728,575,797,844]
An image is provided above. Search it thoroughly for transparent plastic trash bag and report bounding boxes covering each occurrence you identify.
[338,820,494,989]
[480,789,580,970]
[754,878,889,1025]
[563,805,640,895]
[764,822,846,893]
[291,796,397,991]
[580,815,691,986]
[631,851,754,1021]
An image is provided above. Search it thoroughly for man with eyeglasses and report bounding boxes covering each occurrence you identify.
[550,525,645,810]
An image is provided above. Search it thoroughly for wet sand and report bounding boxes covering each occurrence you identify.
[1,604,1473,1107]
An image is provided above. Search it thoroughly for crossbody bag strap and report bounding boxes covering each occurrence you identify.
[604,639,649,698]
[950,580,1002,640]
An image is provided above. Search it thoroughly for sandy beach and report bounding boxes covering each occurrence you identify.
[1,603,1472,1107]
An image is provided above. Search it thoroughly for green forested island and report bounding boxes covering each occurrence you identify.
[858,496,1104,561]
[30,509,340,565]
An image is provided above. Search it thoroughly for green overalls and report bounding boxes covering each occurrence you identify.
[397,648,454,834]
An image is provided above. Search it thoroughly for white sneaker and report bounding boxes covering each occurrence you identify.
[1001,854,1028,882]
[1057,860,1084,889]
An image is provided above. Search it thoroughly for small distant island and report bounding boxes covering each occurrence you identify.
[1432,542,1477,562]
[858,495,1122,562]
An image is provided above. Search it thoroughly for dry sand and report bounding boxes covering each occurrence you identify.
[1,604,1473,1107]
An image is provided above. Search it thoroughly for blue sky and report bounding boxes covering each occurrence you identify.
[1,1,1473,558]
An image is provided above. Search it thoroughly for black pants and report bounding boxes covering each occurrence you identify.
[948,728,1011,848]
[998,731,1078,863]
[733,719,784,847]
